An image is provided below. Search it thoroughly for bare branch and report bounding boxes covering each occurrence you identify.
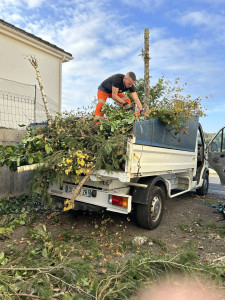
[27,55,51,122]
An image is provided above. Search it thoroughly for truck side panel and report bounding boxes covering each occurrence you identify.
[128,143,196,179]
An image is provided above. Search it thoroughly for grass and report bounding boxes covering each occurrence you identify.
[178,218,225,238]
[0,195,224,299]
[205,221,225,237]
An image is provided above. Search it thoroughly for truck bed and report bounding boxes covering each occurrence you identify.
[88,140,196,184]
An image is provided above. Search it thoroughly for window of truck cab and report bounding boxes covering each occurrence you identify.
[210,129,224,153]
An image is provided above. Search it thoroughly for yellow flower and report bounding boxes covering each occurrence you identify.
[77,158,85,166]
[75,150,85,159]
[76,168,83,175]
[65,165,72,175]
[66,158,72,164]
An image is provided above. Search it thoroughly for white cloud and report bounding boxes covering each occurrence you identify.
[150,37,207,69]
[37,1,143,109]
[6,13,24,22]
[178,10,224,27]
[0,0,19,6]
[121,0,166,10]
[179,11,210,26]
[1,0,225,123]
[23,0,45,8]
[0,0,44,9]
[1,0,147,110]
[174,9,225,44]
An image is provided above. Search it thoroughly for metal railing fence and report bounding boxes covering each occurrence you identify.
[0,77,58,129]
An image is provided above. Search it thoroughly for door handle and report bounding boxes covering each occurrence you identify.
[213,158,219,163]
[220,154,225,158]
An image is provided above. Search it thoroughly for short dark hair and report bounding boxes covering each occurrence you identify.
[126,71,136,81]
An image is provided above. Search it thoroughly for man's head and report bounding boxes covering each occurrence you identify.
[135,276,220,300]
[123,72,136,88]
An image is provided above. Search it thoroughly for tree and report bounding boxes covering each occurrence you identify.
[127,75,206,134]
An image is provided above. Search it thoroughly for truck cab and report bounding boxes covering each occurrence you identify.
[208,126,225,186]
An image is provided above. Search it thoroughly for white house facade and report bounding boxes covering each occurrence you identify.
[0,18,73,127]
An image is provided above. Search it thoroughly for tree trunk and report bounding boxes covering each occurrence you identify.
[143,28,150,116]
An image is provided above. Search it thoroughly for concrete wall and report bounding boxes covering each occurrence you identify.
[0,128,32,199]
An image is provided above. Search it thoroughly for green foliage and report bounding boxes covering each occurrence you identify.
[0,213,28,240]
[127,75,206,134]
[0,206,223,299]
[204,132,216,145]
[0,107,136,203]
[126,76,165,105]
[0,251,9,266]
[0,134,45,172]
[0,194,28,215]
[0,76,207,203]
[0,195,40,241]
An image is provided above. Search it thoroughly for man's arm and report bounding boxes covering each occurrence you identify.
[131,92,143,111]
[112,86,125,105]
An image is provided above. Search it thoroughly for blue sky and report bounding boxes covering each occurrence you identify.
[1,0,225,133]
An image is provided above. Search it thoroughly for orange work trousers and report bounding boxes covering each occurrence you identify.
[95,90,131,117]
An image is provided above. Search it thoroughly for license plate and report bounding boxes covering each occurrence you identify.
[65,185,91,197]
[79,189,88,196]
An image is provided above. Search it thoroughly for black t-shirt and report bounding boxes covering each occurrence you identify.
[98,74,136,94]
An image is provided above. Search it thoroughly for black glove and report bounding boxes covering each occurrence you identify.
[122,102,132,111]
[140,110,144,116]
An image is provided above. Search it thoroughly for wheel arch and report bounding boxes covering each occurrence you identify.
[196,167,209,196]
[132,176,168,205]
[202,167,209,179]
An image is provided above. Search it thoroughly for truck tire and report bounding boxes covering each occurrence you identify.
[196,173,209,196]
[136,185,165,229]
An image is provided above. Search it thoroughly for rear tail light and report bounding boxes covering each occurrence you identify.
[108,195,128,208]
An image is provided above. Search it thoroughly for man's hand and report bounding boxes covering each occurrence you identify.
[122,102,132,111]
[140,110,144,116]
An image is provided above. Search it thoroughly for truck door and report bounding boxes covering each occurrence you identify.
[208,127,225,185]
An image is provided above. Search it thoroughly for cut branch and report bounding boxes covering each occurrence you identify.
[70,166,97,202]
[28,56,51,122]
[0,294,40,299]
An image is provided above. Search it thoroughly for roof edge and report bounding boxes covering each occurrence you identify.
[0,18,73,60]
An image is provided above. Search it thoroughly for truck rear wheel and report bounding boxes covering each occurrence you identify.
[136,186,165,229]
[196,173,209,196]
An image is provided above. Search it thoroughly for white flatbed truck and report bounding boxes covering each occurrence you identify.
[49,120,225,229]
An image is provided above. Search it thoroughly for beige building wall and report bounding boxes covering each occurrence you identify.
[0,20,72,128]
[0,32,62,108]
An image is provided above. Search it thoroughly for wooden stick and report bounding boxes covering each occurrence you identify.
[70,166,97,202]
[213,256,225,262]
[143,28,150,117]
[0,294,40,299]
[17,163,43,173]
[28,56,51,122]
